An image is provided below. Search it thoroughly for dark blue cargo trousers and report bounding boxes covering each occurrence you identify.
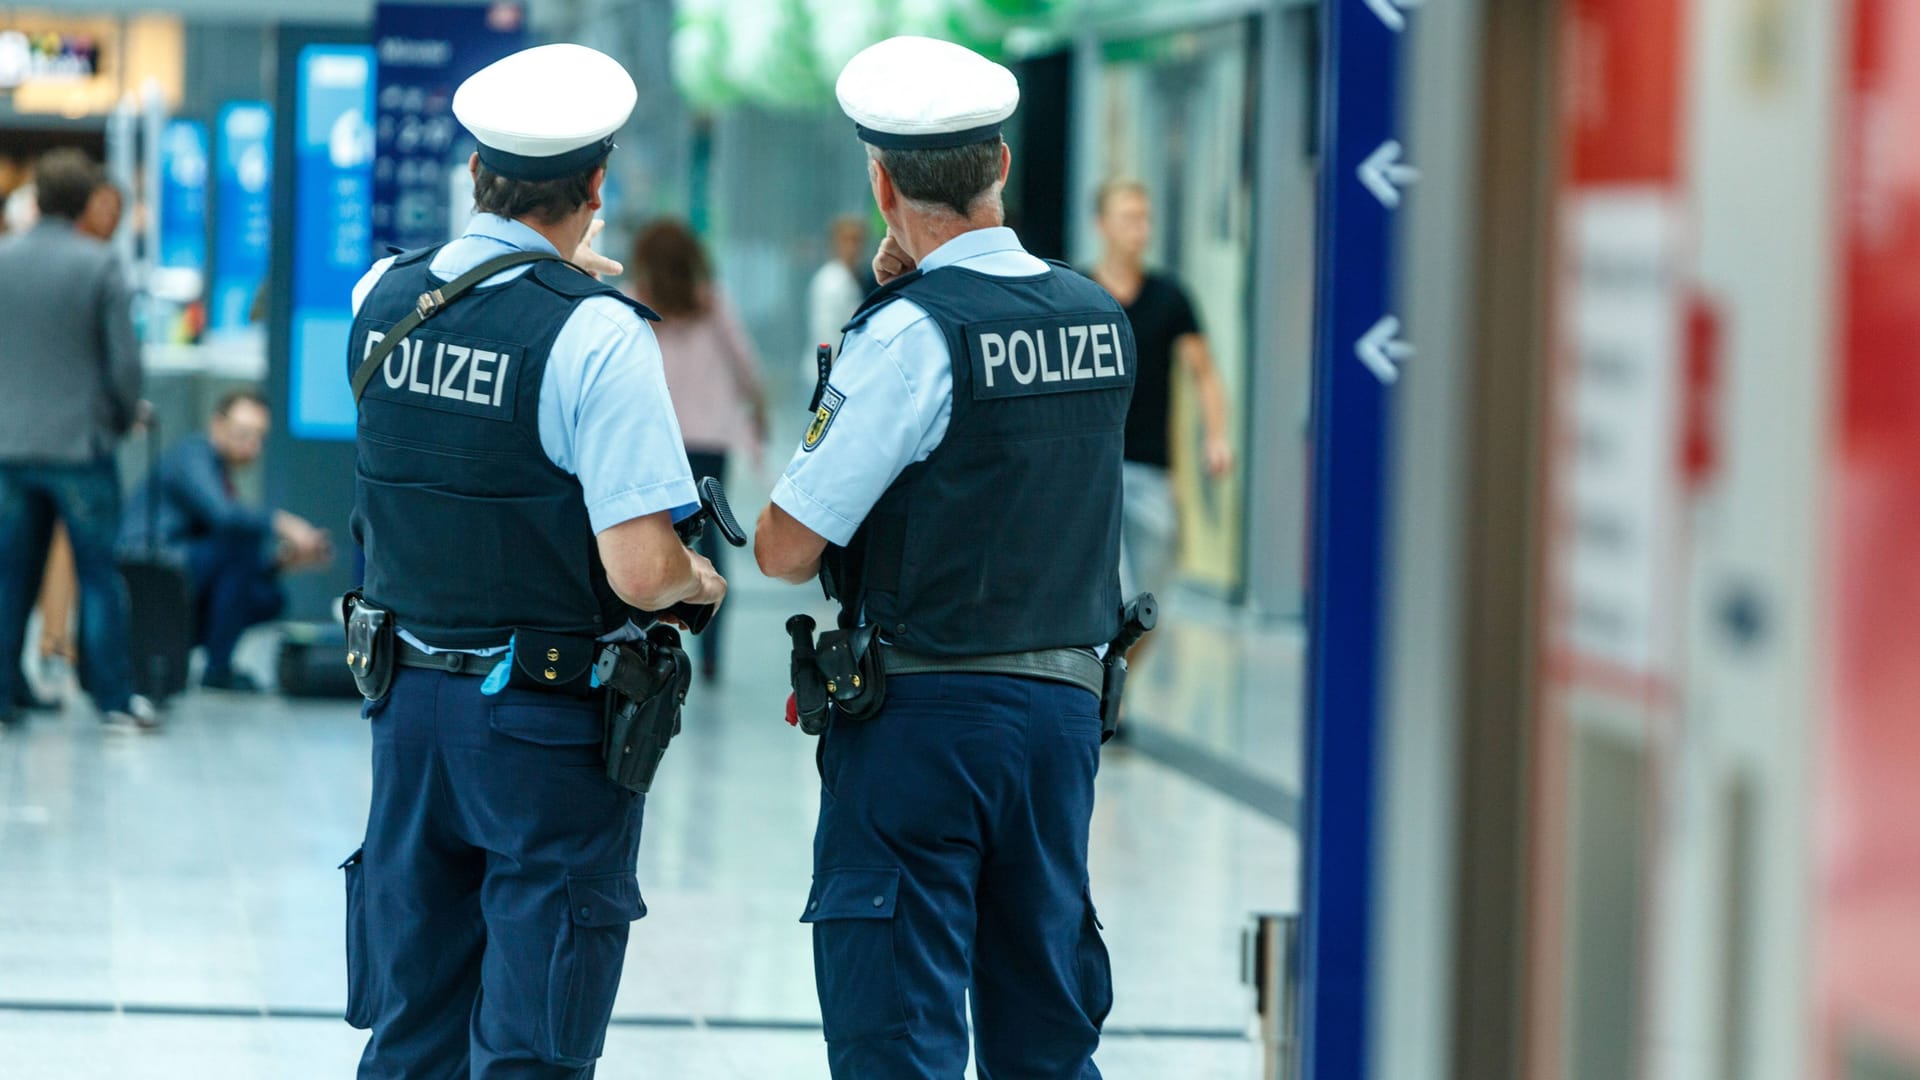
[805,672,1113,1079]
[344,667,645,1079]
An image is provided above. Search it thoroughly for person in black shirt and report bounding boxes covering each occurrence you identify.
[1089,179,1234,620]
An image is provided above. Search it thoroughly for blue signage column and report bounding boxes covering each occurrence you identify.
[158,119,209,274]
[1301,0,1418,1077]
[371,1,526,252]
[287,45,376,440]
[211,102,273,334]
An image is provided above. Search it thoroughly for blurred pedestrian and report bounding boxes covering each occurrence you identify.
[120,389,332,692]
[808,213,875,364]
[1089,179,1235,644]
[27,176,127,688]
[630,218,767,681]
[0,149,153,731]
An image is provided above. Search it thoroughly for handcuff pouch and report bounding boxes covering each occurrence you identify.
[814,623,886,721]
[505,628,599,698]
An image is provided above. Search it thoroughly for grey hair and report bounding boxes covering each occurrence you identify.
[865,138,1005,219]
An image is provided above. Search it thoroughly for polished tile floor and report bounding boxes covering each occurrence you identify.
[0,577,1297,1078]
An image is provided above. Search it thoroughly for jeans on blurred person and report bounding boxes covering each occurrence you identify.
[0,460,135,718]
[1118,461,1179,601]
[187,527,286,684]
[8,485,57,708]
[686,450,728,680]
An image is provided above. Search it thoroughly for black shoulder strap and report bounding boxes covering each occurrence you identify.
[841,268,927,334]
[350,250,570,404]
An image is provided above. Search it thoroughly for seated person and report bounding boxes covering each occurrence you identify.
[121,389,332,691]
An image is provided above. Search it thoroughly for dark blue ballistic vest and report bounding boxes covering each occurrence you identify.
[830,261,1136,655]
[348,246,659,648]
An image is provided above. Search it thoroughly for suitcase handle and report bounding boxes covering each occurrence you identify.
[142,407,160,557]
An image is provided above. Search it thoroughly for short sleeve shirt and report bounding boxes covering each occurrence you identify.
[770,226,1047,546]
[1109,272,1201,468]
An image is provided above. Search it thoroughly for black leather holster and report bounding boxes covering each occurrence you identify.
[595,625,693,794]
[341,591,395,701]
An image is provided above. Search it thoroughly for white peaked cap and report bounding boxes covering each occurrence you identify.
[835,36,1019,149]
[453,43,637,180]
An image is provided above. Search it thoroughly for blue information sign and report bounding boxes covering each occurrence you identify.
[158,119,208,272]
[289,45,376,441]
[1301,0,1417,1077]
[372,1,526,252]
[211,102,273,333]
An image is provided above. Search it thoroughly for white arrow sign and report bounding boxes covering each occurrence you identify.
[1363,0,1423,33]
[1357,139,1419,209]
[1357,315,1413,384]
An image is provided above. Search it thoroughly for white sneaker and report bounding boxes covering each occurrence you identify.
[103,694,162,733]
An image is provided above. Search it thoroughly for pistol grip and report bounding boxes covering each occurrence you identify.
[660,601,715,635]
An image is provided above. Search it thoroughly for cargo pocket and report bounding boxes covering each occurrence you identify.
[547,872,646,1065]
[341,847,374,1030]
[801,867,908,1043]
[489,697,606,768]
[1076,887,1113,1029]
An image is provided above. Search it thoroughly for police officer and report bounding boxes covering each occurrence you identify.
[341,45,725,1078]
[754,36,1134,1080]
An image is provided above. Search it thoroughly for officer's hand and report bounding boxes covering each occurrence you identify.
[572,218,624,280]
[873,231,915,285]
[687,551,728,608]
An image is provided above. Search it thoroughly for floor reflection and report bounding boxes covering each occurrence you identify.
[0,576,1296,1077]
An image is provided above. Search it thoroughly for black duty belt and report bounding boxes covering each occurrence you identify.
[395,639,502,676]
[878,645,1105,699]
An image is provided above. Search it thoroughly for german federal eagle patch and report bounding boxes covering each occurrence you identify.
[803,385,845,452]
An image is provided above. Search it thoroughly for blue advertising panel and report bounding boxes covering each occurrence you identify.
[158,119,208,272]
[211,102,273,333]
[1301,0,1415,1077]
[372,1,526,252]
[289,44,376,441]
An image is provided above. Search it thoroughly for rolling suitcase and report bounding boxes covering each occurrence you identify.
[117,419,193,704]
[276,622,359,699]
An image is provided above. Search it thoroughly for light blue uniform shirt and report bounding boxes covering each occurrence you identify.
[770,226,1047,546]
[351,214,697,654]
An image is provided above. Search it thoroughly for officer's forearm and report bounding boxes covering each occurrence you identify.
[763,552,821,586]
[599,512,703,610]
[622,549,703,611]
[754,503,826,584]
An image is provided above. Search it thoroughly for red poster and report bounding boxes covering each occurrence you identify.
[1564,0,1686,185]
[1822,0,1920,1071]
